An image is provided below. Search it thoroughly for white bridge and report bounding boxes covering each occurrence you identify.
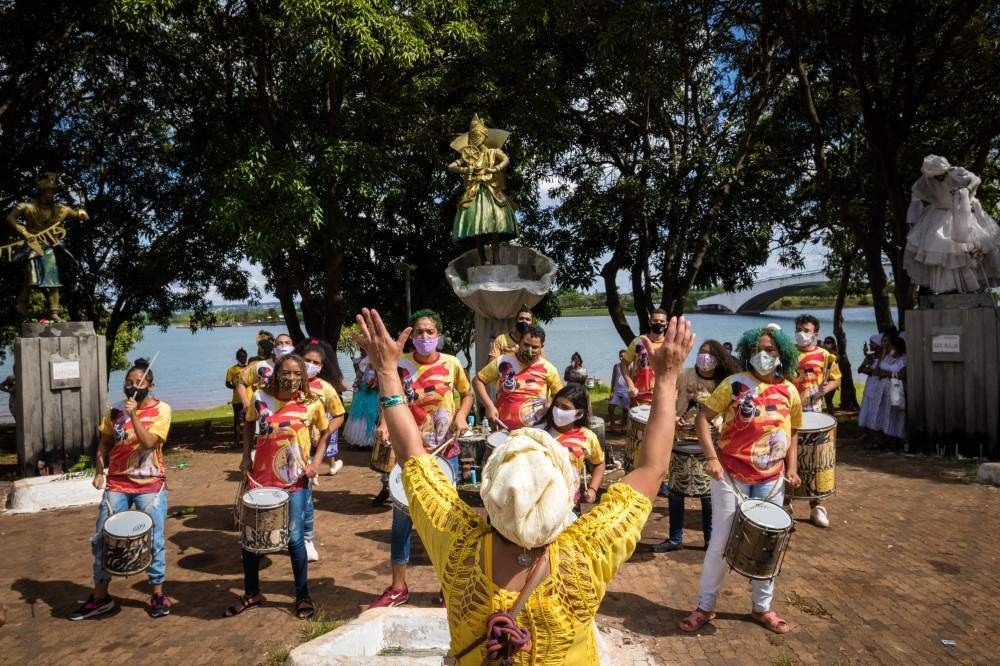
[696,264,892,314]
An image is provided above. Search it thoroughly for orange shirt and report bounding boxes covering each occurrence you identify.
[98,400,172,494]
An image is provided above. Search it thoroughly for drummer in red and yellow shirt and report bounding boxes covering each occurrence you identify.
[678,326,802,637]
[474,324,563,429]
[228,354,329,620]
[71,358,172,621]
[790,314,841,528]
[622,309,669,405]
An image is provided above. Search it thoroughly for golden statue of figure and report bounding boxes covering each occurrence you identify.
[3,172,88,319]
[448,114,518,264]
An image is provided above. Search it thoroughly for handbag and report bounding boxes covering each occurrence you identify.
[890,377,906,410]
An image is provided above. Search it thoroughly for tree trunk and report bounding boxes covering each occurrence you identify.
[860,189,895,333]
[601,258,636,345]
[832,257,859,410]
[320,247,346,379]
[272,269,305,342]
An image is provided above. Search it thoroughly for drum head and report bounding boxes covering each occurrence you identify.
[486,431,508,449]
[242,488,290,508]
[628,405,651,424]
[104,510,153,537]
[390,456,455,509]
[740,499,792,530]
[673,441,704,457]
[799,411,837,431]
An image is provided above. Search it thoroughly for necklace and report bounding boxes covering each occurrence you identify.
[517,548,533,568]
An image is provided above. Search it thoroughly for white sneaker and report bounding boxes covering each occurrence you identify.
[810,505,830,528]
[305,539,320,561]
[328,459,344,476]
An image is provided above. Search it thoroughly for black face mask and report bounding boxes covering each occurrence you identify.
[650,322,666,334]
[124,386,149,402]
[515,321,529,334]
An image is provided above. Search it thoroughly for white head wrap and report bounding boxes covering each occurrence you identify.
[921,155,951,177]
[480,427,577,549]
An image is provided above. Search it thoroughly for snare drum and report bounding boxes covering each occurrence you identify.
[388,456,455,515]
[239,487,290,553]
[667,442,711,497]
[102,510,154,577]
[724,499,793,580]
[369,431,396,474]
[485,430,507,466]
[788,411,837,500]
[625,405,650,471]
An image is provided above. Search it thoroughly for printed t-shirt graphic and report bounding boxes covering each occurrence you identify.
[246,390,329,491]
[239,359,274,391]
[549,426,605,475]
[398,352,470,457]
[477,354,563,428]
[702,372,803,484]
[792,347,842,412]
[308,377,346,421]
[623,336,664,404]
[99,400,172,493]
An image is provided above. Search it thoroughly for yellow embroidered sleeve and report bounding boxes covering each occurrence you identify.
[403,455,484,578]
[563,482,651,595]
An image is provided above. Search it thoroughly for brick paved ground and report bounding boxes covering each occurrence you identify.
[1,421,997,665]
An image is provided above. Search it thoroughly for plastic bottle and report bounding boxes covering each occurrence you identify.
[481,418,491,436]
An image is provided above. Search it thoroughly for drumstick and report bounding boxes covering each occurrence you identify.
[137,351,160,385]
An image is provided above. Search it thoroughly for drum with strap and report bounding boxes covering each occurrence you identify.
[625,405,650,472]
[389,455,455,515]
[666,442,712,497]
[723,498,793,580]
[787,411,837,500]
[239,487,290,553]
[102,510,154,577]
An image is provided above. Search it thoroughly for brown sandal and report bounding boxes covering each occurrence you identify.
[296,596,315,619]
[678,608,715,632]
[752,610,790,634]
[224,594,264,617]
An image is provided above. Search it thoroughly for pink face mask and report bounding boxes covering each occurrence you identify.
[412,337,438,356]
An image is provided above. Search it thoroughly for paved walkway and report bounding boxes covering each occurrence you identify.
[1,422,997,665]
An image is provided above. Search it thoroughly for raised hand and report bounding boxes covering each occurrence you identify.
[641,316,695,379]
[352,308,411,375]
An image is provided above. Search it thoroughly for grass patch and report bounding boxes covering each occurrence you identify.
[264,645,290,665]
[173,404,233,424]
[785,591,833,619]
[771,658,795,666]
[299,612,342,642]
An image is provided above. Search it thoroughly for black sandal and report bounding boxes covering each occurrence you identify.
[224,594,264,617]
[296,596,315,619]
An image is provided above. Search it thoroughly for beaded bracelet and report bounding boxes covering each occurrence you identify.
[380,394,406,409]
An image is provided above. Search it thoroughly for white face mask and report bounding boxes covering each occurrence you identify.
[273,344,294,359]
[696,353,718,372]
[750,350,780,376]
[794,331,815,347]
[552,406,581,427]
[304,361,322,379]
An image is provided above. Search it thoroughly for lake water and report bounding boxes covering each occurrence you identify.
[0,308,878,420]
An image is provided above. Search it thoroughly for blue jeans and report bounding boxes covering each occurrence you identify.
[91,488,168,586]
[390,456,459,565]
[242,486,309,600]
[667,491,712,545]
[303,482,315,542]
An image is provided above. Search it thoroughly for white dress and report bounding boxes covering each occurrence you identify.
[873,354,907,440]
[856,356,883,431]
[903,167,1000,293]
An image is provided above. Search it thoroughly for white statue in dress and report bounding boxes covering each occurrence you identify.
[903,155,1000,293]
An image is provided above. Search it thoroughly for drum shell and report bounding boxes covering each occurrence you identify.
[239,491,290,554]
[457,436,487,484]
[666,443,711,497]
[233,476,247,529]
[723,499,793,580]
[102,511,154,577]
[625,407,650,472]
[787,416,837,500]
[588,416,606,451]
[369,431,396,474]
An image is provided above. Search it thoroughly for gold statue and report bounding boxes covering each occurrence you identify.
[448,114,518,264]
[4,172,88,319]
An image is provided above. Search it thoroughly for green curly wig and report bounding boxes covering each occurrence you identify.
[735,327,799,378]
[410,308,443,332]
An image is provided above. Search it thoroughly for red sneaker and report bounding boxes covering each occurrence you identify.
[369,585,409,608]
